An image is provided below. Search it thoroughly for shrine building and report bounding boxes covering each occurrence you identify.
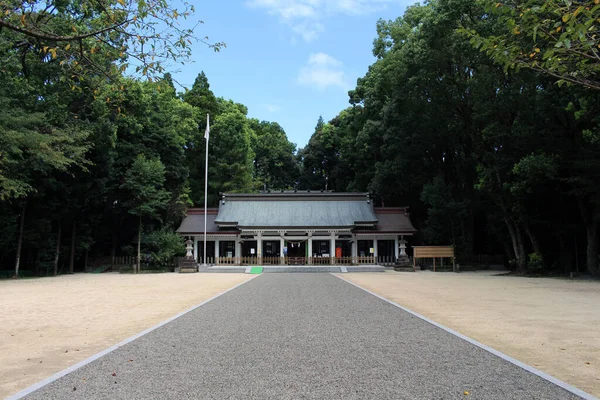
[176,191,416,265]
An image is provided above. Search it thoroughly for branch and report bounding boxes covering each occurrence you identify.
[0,17,133,42]
[529,65,600,91]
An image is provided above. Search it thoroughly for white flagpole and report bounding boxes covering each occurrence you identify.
[202,114,210,267]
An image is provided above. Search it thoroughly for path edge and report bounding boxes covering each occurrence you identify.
[332,273,598,400]
[6,275,261,400]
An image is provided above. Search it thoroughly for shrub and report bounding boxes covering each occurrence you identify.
[144,229,185,269]
[528,253,545,272]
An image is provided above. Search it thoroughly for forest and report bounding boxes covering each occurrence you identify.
[1,0,599,277]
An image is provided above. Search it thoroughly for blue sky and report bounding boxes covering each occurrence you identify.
[172,0,416,149]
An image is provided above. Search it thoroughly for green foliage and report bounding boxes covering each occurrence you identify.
[0,0,225,84]
[0,35,297,274]
[120,154,169,219]
[421,177,469,255]
[0,116,90,200]
[464,0,600,90]
[144,229,185,268]
[295,0,600,276]
[249,119,299,190]
[528,252,545,272]
[208,100,255,195]
[3,0,600,279]
[183,72,219,117]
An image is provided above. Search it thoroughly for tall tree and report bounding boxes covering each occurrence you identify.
[120,154,169,273]
[249,119,299,190]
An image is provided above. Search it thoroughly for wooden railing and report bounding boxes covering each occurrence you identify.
[457,254,505,266]
[112,256,137,267]
[376,256,398,266]
[202,257,216,265]
[215,256,377,266]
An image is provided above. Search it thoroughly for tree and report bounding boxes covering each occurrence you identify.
[464,0,600,90]
[249,119,299,190]
[0,61,90,277]
[296,0,600,276]
[207,100,255,199]
[0,0,224,83]
[183,72,219,117]
[120,154,169,273]
[145,229,185,269]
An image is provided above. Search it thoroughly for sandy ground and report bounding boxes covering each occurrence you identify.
[0,273,252,399]
[340,271,600,397]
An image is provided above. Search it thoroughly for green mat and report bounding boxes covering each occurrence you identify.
[249,267,263,274]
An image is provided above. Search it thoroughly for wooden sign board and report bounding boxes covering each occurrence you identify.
[412,246,455,272]
[413,246,454,258]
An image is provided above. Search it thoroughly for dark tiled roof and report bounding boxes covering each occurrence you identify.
[176,197,417,234]
[176,209,221,234]
[214,197,377,228]
[355,208,417,234]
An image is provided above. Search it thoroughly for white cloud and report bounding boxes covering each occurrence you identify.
[297,52,348,91]
[308,52,342,67]
[246,0,394,42]
[291,21,324,42]
[264,104,281,112]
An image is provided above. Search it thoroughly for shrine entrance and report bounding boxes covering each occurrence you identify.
[241,241,258,257]
[286,241,306,265]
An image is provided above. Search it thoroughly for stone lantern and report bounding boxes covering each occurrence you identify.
[179,237,198,273]
[395,236,411,269]
[185,238,194,258]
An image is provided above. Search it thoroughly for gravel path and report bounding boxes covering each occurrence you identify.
[19,274,585,399]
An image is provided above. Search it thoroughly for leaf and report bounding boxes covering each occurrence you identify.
[65,44,71,51]
[542,49,555,59]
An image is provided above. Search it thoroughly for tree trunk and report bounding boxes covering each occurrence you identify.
[14,201,26,278]
[69,220,76,274]
[505,217,526,273]
[111,222,117,265]
[502,241,514,269]
[137,215,142,274]
[516,226,527,272]
[84,249,89,271]
[586,222,598,276]
[525,224,542,255]
[53,222,62,276]
[558,235,572,274]
[577,198,599,276]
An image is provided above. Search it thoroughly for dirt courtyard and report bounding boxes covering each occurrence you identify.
[340,271,600,397]
[0,273,253,398]
[1,271,599,399]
